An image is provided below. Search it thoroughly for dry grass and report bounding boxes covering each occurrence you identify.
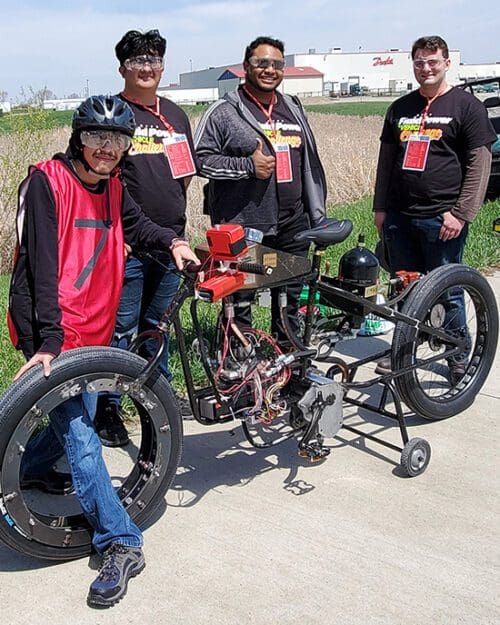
[0,113,383,268]
[0,126,69,273]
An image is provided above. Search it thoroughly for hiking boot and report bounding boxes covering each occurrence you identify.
[87,544,145,608]
[174,393,194,420]
[375,357,392,375]
[449,362,467,386]
[94,403,129,447]
[20,468,74,495]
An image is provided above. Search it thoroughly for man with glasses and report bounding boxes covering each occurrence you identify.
[373,35,496,382]
[95,29,197,447]
[195,35,327,343]
[8,95,197,607]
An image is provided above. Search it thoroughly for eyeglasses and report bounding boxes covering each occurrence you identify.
[413,58,446,70]
[124,55,164,71]
[248,56,285,71]
[80,130,132,151]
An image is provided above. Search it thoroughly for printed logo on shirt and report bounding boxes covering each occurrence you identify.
[397,115,453,142]
[128,124,172,156]
[258,120,303,148]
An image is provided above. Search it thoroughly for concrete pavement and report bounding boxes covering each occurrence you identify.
[0,274,499,625]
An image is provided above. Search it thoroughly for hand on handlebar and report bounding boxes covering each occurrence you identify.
[170,240,200,271]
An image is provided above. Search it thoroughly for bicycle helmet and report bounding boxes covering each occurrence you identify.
[72,95,136,137]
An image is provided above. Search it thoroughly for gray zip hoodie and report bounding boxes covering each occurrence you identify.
[194,89,327,234]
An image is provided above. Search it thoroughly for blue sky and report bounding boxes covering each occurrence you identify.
[0,0,498,100]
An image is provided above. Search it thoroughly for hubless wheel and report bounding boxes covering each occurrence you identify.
[392,265,498,420]
[0,347,182,561]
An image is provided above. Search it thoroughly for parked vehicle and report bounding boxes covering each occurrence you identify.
[458,77,500,198]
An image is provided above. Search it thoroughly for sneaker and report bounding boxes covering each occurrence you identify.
[87,544,145,608]
[449,362,466,386]
[174,393,194,420]
[375,357,392,375]
[94,402,130,447]
[20,468,74,495]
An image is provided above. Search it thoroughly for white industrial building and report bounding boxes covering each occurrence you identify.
[43,98,83,111]
[217,65,323,97]
[171,48,500,99]
[159,65,323,103]
[285,48,459,94]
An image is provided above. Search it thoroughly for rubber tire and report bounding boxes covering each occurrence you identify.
[0,347,182,561]
[392,264,499,420]
[400,437,431,477]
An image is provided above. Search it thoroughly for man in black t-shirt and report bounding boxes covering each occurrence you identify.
[373,35,496,382]
[96,30,198,445]
[195,35,327,342]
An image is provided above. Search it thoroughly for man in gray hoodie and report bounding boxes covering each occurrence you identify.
[195,35,327,341]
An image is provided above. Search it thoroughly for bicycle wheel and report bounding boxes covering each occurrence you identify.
[0,347,182,561]
[392,265,498,420]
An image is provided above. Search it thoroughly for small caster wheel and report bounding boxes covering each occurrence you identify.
[400,437,431,477]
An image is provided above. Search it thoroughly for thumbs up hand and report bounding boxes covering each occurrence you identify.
[252,138,276,179]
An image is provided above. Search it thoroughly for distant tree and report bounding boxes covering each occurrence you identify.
[67,92,81,99]
[0,89,8,102]
[18,86,57,107]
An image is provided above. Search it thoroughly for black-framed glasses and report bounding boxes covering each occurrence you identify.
[80,130,132,151]
[124,55,164,71]
[248,56,285,71]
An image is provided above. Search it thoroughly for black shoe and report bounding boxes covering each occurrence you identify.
[449,362,466,386]
[94,403,130,447]
[375,357,391,375]
[87,544,145,608]
[20,468,74,495]
[174,393,194,420]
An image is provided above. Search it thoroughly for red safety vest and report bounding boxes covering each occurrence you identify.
[9,160,125,352]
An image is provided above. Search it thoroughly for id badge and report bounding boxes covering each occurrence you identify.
[402,134,431,171]
[162,134,196,179]
[274,143,293,183]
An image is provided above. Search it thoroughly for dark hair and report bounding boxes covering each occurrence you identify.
[115,29,166,64]
[411,35,449,60]
[244,36,285,62]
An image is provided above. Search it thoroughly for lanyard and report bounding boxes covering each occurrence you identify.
[242,86,278,139]
[418,86,449,134]
[120,92,176,133]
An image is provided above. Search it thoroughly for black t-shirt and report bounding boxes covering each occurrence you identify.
[240,87,304,227]
[381,86,496,216]
[119,95,196,234]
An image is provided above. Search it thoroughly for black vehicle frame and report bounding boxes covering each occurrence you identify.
[0,219,498,561]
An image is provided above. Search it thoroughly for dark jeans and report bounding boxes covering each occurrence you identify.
[112,253,180,380]
[233,217,310,342]
[383,212,470,363]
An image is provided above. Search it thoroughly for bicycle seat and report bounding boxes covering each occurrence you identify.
[294,218,353,247]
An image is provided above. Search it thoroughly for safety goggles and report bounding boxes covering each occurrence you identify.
[248,56,286,71]
[124,55,164,71]
[80,130,132,151]
[412,58,446,70]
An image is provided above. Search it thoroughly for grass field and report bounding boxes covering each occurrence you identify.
[304,102,391,117]
[0,101,390,134]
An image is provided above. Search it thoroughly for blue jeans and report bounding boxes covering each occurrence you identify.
[113,253,180,380]
[21,393,142,553]
[383,212,470,363]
